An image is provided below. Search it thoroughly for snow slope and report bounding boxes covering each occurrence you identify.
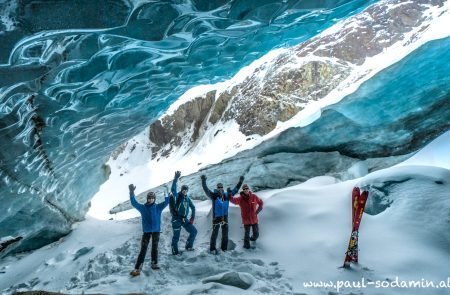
[1,132,449,295]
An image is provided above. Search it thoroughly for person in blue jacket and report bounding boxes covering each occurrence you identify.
[170,171,197,255]
[128,184,169,277]
[201,174,244,254]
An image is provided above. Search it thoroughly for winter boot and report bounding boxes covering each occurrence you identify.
[243,238,251,249]
[130,269,141,277]
[151,262,160,270]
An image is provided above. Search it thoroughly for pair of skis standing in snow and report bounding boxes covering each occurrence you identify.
[343,186,369,268]
[128,171,263,276]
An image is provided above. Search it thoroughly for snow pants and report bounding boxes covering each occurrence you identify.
[135,232,160,270]
[171,218,197,254]
[210,216,229,251]
[243,224,259,248]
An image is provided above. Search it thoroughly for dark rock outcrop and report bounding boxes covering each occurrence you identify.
[303,0,443,65]
[0,236,22,254]
[224,60,350,136]
[149,91,216,158]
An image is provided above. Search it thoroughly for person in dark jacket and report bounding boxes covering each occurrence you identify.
[229,184,263,249]
[128,184,169,276]
[170,171,197,255]
[201,174,244,254]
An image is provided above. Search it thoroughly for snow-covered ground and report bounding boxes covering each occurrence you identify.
[1,131,449,295]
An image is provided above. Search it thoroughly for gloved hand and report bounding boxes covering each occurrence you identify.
[201,175,206,181]
[175,171,181,179]
[239,175,245,182]
[128,184,136,193]
[189,217,194,224]
[227,187,232,195]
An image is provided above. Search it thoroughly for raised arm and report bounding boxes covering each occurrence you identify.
[157,192,170,210]
[231,175,245,195]
[228,188,241,205]
[200,175,213,199]
[129,184,144,212]
[171,171,181,196]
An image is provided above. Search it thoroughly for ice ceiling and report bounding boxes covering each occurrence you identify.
[0,0,379,253]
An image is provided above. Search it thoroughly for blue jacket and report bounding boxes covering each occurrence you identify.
[130,193,169,233]
[170,178,195,221]
[201,178,243,218]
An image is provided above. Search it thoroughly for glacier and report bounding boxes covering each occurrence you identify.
[0,0,381,254]
[0,0,449,292]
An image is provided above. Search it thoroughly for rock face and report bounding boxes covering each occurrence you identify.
[224,60,350,136]
[148,0,445,160]
[149,91,216,158]
[148,59,351,159]
[305,0,443,65]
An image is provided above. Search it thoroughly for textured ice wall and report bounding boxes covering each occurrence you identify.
[0,0,378,254]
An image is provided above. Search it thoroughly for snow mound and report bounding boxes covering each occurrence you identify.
[202,271,254,290]
[260,166,450,294]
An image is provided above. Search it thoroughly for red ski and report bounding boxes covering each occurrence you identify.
[343,187,368,268]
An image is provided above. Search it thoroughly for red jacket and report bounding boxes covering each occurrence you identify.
[230,191,263,225]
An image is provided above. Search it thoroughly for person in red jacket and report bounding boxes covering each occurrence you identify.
[229,184,263,249]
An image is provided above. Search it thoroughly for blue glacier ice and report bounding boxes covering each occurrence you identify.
[253,36,450,159]
[111,35,450,211]
[0,0,380,254]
